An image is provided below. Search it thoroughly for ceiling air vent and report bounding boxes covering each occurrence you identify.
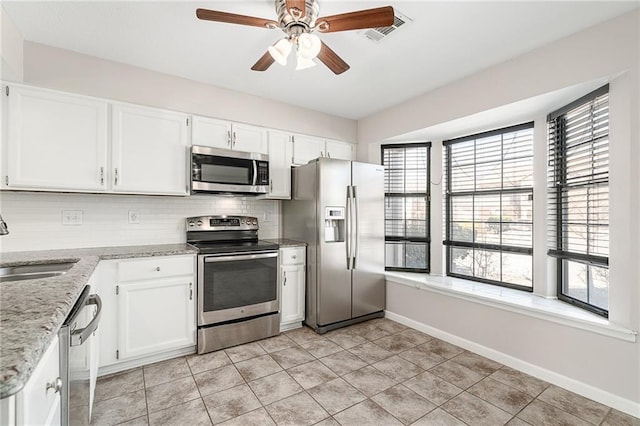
[361,10,412,43]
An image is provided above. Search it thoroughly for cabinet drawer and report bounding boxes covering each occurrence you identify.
[18,336,60,426]
[117,255,194,282]
[280,247,305,266]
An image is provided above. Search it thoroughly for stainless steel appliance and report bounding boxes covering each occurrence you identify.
[191,145,269,195]
[283,158,385,334]
[187,215,280,353]
[59,285,102,425]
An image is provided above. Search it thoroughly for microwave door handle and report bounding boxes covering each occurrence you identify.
[252,161,258,185]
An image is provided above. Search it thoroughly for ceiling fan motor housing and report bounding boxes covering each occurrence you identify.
[275,0,319,33]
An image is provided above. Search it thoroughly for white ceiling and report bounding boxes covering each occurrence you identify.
[2,1,638,120]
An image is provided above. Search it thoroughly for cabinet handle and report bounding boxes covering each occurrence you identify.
[283,271,287,286]
[189,282,193,300]
[100,167,104,185]
[233,132,237,147]
[114,168,119,185]
[156,266,160,271]
[227,131,231,146]
[46,377,63,394]
[292,255,297,259]
[327,151,331,158]
[270,179,273,192]
[320,151,324,157]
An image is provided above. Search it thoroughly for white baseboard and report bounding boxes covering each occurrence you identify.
[98,346,196,377]
[280,322,303,332]
[385,310,640,419]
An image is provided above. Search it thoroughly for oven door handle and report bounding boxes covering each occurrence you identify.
[204,252,278,263]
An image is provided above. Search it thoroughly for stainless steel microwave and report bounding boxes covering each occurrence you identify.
[191,145,269,195]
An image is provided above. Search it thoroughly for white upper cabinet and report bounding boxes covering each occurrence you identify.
[5,85,108,191]
[111,103,189,195]
[191,116,231,149]
[292,134,354,165]
[232,122,267,154]
[262,131,293,199]
[325,139,354,161]
[292,135,324,165]
[192,116,267,154]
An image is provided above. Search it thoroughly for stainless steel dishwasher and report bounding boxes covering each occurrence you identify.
[59,285,102,426]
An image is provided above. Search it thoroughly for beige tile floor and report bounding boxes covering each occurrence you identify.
[90,318,639,426]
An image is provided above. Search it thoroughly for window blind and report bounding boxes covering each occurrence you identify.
[381,143,430,272]
[548,85,609,317]
[444,123,534,290]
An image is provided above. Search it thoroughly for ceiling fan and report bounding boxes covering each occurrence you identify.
[196,0,395,75]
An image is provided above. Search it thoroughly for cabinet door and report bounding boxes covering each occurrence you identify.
[192,116,232,149]
[280,264,305,325]
[6,85,108,191]
[117,277,195,360]
[232,123,267,154]
[325,140,354,161]
[292,135,323,165]
[17,336,61,426]
[263,131,292,199]
[111,104,189,195]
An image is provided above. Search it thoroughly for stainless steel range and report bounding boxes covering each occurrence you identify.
[186,215,280,354]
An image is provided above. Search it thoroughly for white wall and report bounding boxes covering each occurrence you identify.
[21,42,357,143]
[0,191,279,252]
[0,6,23,82]
[363,9,640,412]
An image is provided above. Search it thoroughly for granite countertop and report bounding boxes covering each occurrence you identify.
[263,238,307,248]
[0,243,197,399]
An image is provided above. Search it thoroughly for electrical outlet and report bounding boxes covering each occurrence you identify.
[263,211,271,222]
[62,210,83,225]
[128,210,140,224]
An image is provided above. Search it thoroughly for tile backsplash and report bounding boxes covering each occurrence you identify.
[0,191,280,253]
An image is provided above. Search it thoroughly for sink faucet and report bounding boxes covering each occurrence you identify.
[0,214,8,235]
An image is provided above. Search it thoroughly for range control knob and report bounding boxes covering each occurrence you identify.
[196,220,203,226]
[188,222,195,227]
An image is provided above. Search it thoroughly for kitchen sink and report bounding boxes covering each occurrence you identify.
[0,261,77,282]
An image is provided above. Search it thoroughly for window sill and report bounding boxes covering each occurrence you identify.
[385,271,637,343]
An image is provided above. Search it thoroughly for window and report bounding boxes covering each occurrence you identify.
[548,85,609,317]
[444,123,534,290]
[381,143,431,272]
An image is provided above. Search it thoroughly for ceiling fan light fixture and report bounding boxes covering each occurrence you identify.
[295,53,316,70]
[268,38,292,65]
[297,32,321,59]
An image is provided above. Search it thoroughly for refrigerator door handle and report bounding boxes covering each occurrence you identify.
[346,185,352,270]
[352,185,359,269]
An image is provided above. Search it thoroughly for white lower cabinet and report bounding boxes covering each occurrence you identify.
[279,246,306,331]
[97,255,196,371]
[12,336,61,426]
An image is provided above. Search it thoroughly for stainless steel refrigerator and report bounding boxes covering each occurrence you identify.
[282,158,385,333]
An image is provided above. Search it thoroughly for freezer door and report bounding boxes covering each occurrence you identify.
[351,162,385,317]
[317,159,352,326]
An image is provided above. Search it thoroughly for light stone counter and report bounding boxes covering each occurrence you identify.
[0,243,197,398]
[262,238,307,248]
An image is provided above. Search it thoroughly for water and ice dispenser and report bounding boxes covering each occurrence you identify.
[324,207,345,242]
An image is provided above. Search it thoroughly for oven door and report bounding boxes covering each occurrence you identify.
[198,250,279,325]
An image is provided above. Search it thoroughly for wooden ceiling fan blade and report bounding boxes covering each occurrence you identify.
[285,0,306,17]
[317,42,350,75]
[251,51,276,71]
[316,6,394,33]
[196,9,278,29]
